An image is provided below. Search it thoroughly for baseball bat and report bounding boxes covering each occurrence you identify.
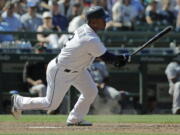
[130,26,173,56]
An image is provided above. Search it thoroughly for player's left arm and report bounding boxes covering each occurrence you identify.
[98,51,131,67]
[88,38,130,67]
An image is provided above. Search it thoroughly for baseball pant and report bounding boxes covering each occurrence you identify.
[172,82,180,114]
[14,58,98,122]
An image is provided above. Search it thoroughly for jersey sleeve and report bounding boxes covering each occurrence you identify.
[88,38,107,57]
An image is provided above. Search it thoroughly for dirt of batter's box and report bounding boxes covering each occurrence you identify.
[0,122,180,134]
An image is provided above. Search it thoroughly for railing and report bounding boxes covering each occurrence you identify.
[0,30,179,48]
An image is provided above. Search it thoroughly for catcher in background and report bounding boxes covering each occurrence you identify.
[165,55,180,114]
[89,59,135,114]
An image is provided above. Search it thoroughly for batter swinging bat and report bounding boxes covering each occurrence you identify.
[130,26,173,56]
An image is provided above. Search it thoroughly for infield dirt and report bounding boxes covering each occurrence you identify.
[0,122,180,134]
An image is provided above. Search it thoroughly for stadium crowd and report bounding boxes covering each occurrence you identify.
[0,0,180,48]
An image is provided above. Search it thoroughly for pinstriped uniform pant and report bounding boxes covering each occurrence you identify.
[15,58,98,122]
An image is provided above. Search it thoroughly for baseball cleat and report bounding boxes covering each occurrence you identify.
[67,120,92,126]
[11,94,22,120]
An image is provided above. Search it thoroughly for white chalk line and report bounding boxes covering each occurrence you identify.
[29,126,64,129]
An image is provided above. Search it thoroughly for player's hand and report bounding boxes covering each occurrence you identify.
[123,53,131,63]
[114,54,131,67]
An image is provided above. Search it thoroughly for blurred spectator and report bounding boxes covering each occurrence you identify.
[23,61,47,97]
[1,1,22,31]
[27,0,40,4]
[83,0,92,7]
[112,0,122,22]
[68,2,82,21]
[0,14,14,42]
[111,0,138,30]
[132,0,145,22]
[155,0,176,12]
[23,57,47,97]
[165,55,180,114]
[13,0,27,16]
[160,0,176,25]
[0,0,6,10]
[37,11,60,48]
[91,0,107,8]
[57,0,72,18]
[176,0,180,31]
[21,1,42,31]
[106,0,118,16]
[145,0,164,25]
[132,0,144,13]
[91,0,112,16]
[176,11,180,31]
[175,0,180,13]
[50,0,69,31]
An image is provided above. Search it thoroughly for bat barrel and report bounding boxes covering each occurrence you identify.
[131,26,173,56]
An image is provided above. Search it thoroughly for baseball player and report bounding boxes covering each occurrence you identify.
[11,6,130,126]
[165,55,180,114]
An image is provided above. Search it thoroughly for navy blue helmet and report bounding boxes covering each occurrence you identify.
[85,6,110,22]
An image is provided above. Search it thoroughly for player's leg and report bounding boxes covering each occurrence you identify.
[12,59,71,111]
[67,70,98,124]
[172,82,180,114]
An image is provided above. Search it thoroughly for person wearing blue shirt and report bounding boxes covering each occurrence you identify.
[0,21,14,42]
[50,1,68,31]
[2,2,22,31]
[21,2,42,31]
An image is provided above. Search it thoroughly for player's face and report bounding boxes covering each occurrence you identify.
[89,18,106,32]
[95,18,106,31]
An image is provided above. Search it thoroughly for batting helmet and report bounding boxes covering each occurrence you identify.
[85,6,110,22]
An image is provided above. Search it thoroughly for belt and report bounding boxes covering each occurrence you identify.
[55,57,78,73]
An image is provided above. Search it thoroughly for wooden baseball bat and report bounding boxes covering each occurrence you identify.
[131,26,173,56]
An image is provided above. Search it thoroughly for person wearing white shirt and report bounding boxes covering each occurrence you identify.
[165,55,180,114]
[112,0,137,29]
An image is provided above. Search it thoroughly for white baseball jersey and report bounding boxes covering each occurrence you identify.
[57,24,107,71]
